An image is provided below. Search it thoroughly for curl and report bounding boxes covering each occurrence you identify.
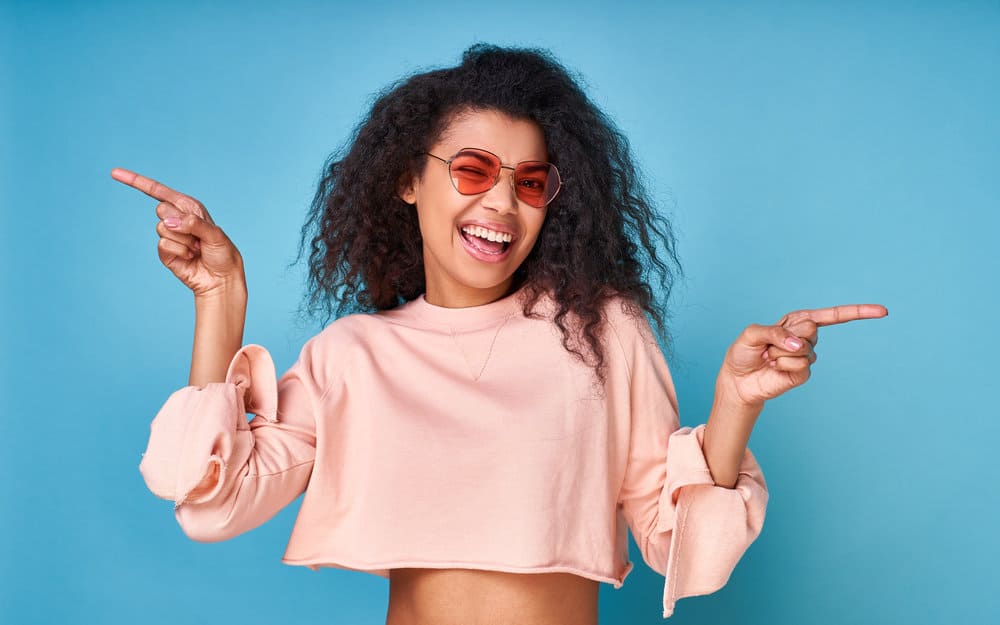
[290,43,683,386]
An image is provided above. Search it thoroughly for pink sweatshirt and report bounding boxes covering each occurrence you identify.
[138,284,767,619]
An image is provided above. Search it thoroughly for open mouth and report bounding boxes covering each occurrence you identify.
[458,226,512,255]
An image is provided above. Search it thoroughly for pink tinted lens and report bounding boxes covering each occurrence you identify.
[513,162,560,207]
[449,150,500,194]
[449,149,560,207]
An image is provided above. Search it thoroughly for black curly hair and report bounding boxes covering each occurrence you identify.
[292,43,683,386]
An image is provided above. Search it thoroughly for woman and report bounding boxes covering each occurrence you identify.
[115,44,887,623]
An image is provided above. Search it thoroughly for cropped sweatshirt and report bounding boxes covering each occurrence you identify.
[138,284,768,619]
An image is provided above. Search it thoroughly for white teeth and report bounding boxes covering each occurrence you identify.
[461,225,513,243]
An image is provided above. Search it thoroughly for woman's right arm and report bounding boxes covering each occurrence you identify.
[191,283,248,386]
[112,168,320,542]
[143,339,322,543]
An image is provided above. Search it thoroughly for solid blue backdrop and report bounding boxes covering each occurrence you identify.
[2,1,997,624]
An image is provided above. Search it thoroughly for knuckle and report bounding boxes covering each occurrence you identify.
[176,196,201,213]
[792,319,816,335]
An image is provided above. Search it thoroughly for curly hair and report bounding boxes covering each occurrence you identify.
[292,43,683,386]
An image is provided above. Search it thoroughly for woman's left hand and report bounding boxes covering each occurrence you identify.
[718,304,888,407]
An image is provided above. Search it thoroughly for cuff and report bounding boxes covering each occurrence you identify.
[138,344,277,507]
[656,424,768,618]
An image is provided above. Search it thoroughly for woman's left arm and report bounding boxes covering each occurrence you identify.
[704,304,889,488]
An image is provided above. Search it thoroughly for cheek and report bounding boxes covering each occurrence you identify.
[414,200,467,241]
[413,209,443,244]
[517,227,545,255]
[526,214,548,242]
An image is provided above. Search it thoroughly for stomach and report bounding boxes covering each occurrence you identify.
[385,567,600,625]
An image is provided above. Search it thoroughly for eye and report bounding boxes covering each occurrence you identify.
[515,163,553,194]
[517,175,546,190]
[454,166,490,179]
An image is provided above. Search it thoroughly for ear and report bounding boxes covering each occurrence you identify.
[397,171,417,205]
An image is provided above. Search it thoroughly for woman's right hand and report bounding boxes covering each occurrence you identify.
[111,167,246,297]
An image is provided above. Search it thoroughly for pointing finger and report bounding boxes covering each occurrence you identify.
[111,167,189,205]
[111,167,213,223]
[780,304,888,328]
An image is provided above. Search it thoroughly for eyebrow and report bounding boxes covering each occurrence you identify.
[455,149,495,165]
[516,162,550,172]
[453,148,550,167]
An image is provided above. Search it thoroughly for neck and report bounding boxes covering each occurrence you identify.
[424,277,518,308]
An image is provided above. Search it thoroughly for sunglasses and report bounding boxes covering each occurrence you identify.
[423,147,562,208]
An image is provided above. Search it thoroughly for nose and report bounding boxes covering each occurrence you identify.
[480,167,519,214]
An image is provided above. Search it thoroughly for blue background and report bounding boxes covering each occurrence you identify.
[2,1,998,623]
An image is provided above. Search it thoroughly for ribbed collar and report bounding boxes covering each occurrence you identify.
[384,283,530,332]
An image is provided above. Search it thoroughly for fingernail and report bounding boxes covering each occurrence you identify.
[193,240,200,250]
[784,337,803,350]
[164,216,180,228]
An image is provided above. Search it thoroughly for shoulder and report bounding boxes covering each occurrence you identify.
[294,312,387,389]
[597,294,668,387]
[308,311,392,359]
[524,287,645,331]
[523,289,656,357]
[600,294,654,348]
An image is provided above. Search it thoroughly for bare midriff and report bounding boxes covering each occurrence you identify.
[385,567,600,625]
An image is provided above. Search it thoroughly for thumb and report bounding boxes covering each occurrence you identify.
[163,212,225,245]
[740,323,804,350]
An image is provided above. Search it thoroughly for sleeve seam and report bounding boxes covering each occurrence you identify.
[287,330,340,427]
[607,303,635,507]
[247,459,315,479]
[604,301,634,386]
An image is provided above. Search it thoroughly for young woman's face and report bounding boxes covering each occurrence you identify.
[399,109,550,308]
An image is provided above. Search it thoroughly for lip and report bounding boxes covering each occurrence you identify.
[456,224,514,264]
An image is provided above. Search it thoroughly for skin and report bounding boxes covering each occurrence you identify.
[386,568,598,625]
[703,304,888,491]
[397,109,550,309]
[111,109,888,625]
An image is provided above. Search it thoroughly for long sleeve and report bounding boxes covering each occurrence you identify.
[611,308,768,619]
[138,339,325,543]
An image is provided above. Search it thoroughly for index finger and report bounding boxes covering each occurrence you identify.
[110,167,189,206]
[790,304,889,327]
